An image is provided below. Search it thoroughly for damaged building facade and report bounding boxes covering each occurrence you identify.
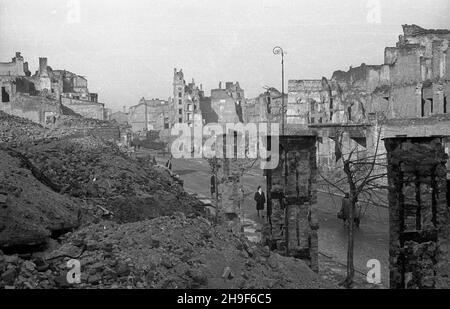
[208,81,245,124]
[284,25,450,172]
[244,87,285,124]
[173,68,204,127]
[128,97,174,135]
[0,52,107,124]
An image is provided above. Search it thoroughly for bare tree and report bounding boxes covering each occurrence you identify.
[317,117,388,288]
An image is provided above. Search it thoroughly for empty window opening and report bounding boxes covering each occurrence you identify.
[444,96,447,114]
[348,106,352,121]
[2,87,10,102]
[421,98,425,117]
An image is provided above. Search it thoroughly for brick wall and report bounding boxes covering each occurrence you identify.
[266,135,319,272]
[61,97,104,120]
[1,93,61,125]
[385,137,450,288]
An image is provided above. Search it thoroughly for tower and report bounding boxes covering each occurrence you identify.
[173,68,185,124]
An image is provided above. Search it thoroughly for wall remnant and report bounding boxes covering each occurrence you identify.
[265,134,319,272]
[385,136,450,289]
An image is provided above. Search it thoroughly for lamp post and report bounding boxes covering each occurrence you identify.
[273,46,285,135]
[273,46,288,255]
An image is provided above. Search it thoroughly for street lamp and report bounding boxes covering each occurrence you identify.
[273,46,285,135]
[273,46,288,255]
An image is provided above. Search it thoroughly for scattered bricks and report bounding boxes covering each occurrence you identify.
[4,255,19,264]
[150,238,160,248]
[87,273,102,285]
[1,268,17,284]
[221,266,233,279]
[186,268,208,286]
[115,261,130,277]
[22,260,36,272]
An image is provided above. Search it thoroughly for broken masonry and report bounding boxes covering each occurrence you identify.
[385,136,450,289]
[263,133,319,272]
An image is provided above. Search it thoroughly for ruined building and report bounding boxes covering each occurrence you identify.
[206,81,245,124]
[244,87,286,124]
[0,52,107,123]
[1,53,60,124]
[283,25,450,173]
[289,25,450,127]
[128,97,174,134]
[173,68,204,127]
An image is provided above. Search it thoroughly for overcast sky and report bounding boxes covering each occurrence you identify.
[1,0,449,111]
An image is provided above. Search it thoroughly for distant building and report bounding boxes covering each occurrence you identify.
[128,97,174,133]
[288,25,450,126]
[110,111,129,125]
[173,68,204,127]
[1,52,107,122]
[244,87,286,124]
[209,81,245,124]
[1,53,59,124]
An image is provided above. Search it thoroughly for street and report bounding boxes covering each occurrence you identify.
[172,157,389,287]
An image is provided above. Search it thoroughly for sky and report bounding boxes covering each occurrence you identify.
[1,0,449,112]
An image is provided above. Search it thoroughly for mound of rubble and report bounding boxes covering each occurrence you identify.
[0,111,59,145]
[0,148,80,247]
[21,136,201,223]
[0,213,334,289]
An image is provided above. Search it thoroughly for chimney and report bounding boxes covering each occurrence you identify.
[39,57,48,76]
[219,81,222,89]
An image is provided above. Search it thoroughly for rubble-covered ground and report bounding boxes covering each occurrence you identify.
[0,148,80,247]
[0,213,334,289]
[0,111,334,289]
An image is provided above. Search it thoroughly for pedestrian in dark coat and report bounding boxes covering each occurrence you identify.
[254,186,266,218]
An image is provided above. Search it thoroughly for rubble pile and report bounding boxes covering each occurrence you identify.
[0,149,80,247]
[0,213,333,289]
[22,136,200,223]
[0,111,64,145]
[0,111,333,289]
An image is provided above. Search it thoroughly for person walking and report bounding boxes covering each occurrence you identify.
[254,186,266,219]
[338,193,360,228]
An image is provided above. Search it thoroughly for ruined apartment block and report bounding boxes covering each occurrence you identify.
[173,68,204,127]
[209,81,245,124]
[278,25,450,176]
[128,97,174,135]
[244,87,285,124]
